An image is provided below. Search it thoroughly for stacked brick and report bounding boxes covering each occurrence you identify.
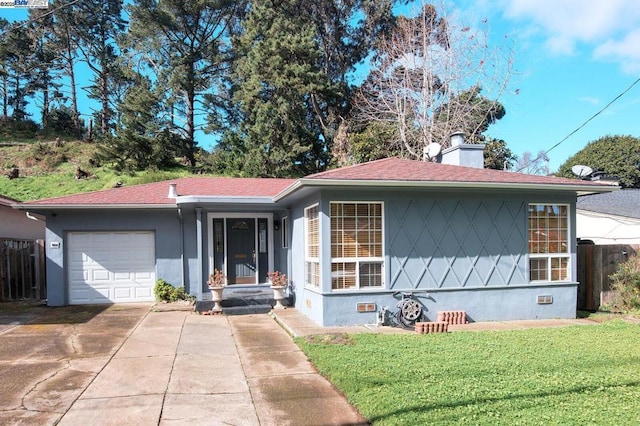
[415,321,449,334]
[436,310,468,325]
[414,310,468,334]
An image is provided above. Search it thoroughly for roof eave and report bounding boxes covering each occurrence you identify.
[275,178,618,198]
[14,203,176,210]
[175,195,276,205]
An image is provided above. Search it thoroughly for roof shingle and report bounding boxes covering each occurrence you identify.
[25,177,296,206]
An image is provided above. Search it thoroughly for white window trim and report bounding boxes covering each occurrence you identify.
[528,203,571,283]
[304,204,320,288]
[330,201,385,291]
[206,212,274,283]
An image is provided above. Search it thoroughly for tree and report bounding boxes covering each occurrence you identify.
[484,138,516,170]
[339,122,400,165]
[556,135,640,188]
[216,0,397,176]
[96,75,178,171]
[0,23,34,121]
[220,0,331,177]
[26,9,64,129]
[72,1,126,136]
[354,2,513,161]
[125,0,238,167]
[50,0,83,137]
[515,151,550,175]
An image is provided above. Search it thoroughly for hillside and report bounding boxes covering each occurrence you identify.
[0,140,192,202]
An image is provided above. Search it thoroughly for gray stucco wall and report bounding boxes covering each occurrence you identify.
[44,209,183,306]
[288,188,578,326]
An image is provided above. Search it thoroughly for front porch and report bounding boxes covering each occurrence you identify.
[196,284,286,315]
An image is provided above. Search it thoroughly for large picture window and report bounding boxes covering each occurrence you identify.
[331,202,384,290]
[528,204,570,282]
[305,205,320,287]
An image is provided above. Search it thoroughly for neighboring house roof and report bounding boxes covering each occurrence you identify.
[577,189,640,219]
[0,194,20,207]
[16,158,616,209]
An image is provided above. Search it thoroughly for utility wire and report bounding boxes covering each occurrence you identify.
[515,76,640,173]
[0,0,81,37]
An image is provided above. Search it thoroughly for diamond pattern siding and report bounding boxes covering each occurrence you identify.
[388,197,528,289]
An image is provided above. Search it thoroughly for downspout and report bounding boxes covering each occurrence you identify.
[178,207,184,288]
[170,183,185,289]
[196,207,203,301]
[26,212,42,221]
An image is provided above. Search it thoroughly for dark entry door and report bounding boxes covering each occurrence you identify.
[227,218,256,284]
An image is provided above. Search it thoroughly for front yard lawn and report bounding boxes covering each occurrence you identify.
[297,320,640,425]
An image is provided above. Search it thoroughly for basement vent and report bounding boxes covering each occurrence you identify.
[356,302,376,313]
[537,295,553,305]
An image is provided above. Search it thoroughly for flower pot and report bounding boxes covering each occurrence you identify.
[209,287,224,312]
[270,285,287,309]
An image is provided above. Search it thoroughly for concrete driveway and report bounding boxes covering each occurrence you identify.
[0,303,149,425]
[0,303,368,426]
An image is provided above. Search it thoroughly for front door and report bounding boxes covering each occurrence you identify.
[227,218,256,284]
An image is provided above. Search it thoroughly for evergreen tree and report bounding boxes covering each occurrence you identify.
[125,0,238,167]
[96,75,170,171]
[222,0,330,177]
[216,0,396,176]
[72,0,126,136]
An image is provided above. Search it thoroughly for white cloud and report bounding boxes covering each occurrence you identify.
[595,29,640,74]
[579,96,600,105]
[497,0,640,71]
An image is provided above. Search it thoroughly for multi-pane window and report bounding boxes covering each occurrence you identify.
[528,204,570,282]
[305,205,320,287]
[330,202,383,290]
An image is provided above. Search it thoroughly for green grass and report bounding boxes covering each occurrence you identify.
[1,140,192,201]
[297,321,640,425]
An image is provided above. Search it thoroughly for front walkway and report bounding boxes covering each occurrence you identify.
[58,308,367,425]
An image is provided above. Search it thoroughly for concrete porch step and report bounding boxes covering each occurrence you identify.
[196,286,286,316]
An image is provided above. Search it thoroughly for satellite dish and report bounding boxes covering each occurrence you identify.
[426,143,442,160]
[571,165,593,179]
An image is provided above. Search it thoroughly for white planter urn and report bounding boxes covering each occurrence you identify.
[209,287,224,312]
[270,284,287,309]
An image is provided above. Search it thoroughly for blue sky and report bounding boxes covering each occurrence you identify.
[451,0,640,171]
[3,1,640,172]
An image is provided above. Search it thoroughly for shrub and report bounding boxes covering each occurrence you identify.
[609,254,640,312]
[154,279,193,302]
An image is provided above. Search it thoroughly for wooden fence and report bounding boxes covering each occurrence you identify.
[577,243,638,311]
[0,239,46,302]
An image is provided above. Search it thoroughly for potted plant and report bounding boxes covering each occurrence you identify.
[207,269,226,312]
[267,271,288,309]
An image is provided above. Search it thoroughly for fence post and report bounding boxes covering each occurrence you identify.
[0,238,5,302]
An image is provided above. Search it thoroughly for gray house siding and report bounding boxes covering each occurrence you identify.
[289,188,578,326]
[43,209,183,306]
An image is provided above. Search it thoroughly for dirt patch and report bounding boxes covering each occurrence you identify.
[304,333,354,345]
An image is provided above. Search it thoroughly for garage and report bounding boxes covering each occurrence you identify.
[67,231,156,304]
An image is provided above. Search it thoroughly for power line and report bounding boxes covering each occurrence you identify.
[515,76,640,173]
[0,0,81,37]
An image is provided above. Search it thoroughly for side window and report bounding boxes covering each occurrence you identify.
[528,204,570,282]
[330,202,384,290]
[304,206,319,287]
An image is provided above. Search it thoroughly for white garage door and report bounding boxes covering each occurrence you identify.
[68,231,156,304]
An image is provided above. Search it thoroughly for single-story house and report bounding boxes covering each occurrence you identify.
[0,194,45,240]
[577,189,640,245]
[16,140,617,326]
